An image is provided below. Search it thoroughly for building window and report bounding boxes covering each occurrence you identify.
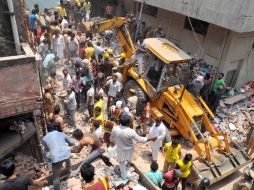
[184,17,209,35]
[138,3,158,17]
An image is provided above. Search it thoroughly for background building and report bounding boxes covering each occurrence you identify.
[118,0,254,88]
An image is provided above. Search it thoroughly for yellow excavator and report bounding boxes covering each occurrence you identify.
[95,17,251,184]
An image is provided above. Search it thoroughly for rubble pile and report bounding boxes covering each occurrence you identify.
[216,96,254,145]
[6,152,45,179]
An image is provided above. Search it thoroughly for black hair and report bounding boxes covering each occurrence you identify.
[86,82,92,88]
[120,114,131,126]
[95,94,101,101]
[80,163,94,183]
[0,160,15,177]
[97,41,101,46]
[184,153,192,161]
[31,9,36,14]
[73,129,84,140]
[87,42,93,47]
[54,56,60,62]
[150,161,158,172]
[93,120,101,129]
[172,138,179,146]
[53,105,61,114]
[94,106,102,113]
[219,72,224,77]
[205,73,210,80]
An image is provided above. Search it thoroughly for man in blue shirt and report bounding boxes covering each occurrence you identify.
[43,127,75,190]
[145,161,163,187]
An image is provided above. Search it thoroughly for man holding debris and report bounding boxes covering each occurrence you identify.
[71,129,112,176]
[43,126,75,190]
[0,160,48,190]
[110,114,157,181]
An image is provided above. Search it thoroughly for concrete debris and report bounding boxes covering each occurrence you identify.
[9,120,26,134]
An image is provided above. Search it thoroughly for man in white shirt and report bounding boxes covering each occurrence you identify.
[66,32,79,60]
[92,120,103,140]
[61,16,69,31]
[105,75,121,109]
[86,83,95,118]
[64,88,77,128]
[149,115,166,162]
[110,114,157,180]
[62,68,72,91]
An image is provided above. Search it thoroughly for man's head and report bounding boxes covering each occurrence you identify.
[86,82,92,89]
[97,41,101,46]
[112,74,117,83]
[73,129,84,141]
[218,72,224,79]
[183,153,192,164]
[155,119,161,127]
[0,160,15,178]
[205,73,210,80]
[172,138,179,148]
[94,106,102,117]
[120,114,132,126]
[150,161,158,172]
[63,68,69,76]
[173,169,181,179]
[53,104,61,115]
[76,71,81,79]
[54,56,60,63]
[31,9,36,15]
[141,21,146,26]
[67,87,72,95]
[80,163,94,183]
[71,32,75,40]
[95,94,101,102]
[87,42,93,47]
[60,0,64,6]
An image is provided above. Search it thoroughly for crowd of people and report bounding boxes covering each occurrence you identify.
[1,1,254,190]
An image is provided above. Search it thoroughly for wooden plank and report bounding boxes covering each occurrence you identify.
[223,90,254,105]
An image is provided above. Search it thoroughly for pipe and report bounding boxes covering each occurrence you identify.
[7,0,22,54]
[135,0,145,41]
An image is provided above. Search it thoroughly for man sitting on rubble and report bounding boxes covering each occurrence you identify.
[0,160,48,190]
[80,163,109,190]
[71,129,112,176]
[110,114,157,182]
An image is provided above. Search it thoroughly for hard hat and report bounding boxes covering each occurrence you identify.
[107,48,113,55]
[83,59,89,65]
[120,53,126,59]
[104,53,110,59]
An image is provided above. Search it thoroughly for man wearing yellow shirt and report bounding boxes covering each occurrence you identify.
[55,0,67,17]
[175,154,193,190]
[94,95,104,118]
[163,139,182,172]
[85,42,95,61]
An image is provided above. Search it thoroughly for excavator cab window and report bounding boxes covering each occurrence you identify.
[146,56,164,88]
[158,62,190,91]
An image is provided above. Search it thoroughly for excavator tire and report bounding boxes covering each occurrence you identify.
[123,80,148,115]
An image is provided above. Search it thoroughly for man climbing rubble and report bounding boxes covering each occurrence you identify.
[71,129,112,177]
[110,114,157,181]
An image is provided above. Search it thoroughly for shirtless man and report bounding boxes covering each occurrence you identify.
[71,129,112,176]
[48,105,66,131]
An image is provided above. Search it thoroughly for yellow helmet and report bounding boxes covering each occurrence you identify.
[107,48,113,55]
[120,53,126,59]
[104,53,110,59]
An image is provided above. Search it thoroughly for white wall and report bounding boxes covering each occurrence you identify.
[134,0,254,33]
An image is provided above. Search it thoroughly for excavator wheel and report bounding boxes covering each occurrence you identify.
[123,79,148,115]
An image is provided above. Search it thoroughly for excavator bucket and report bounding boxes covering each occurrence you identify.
[191,140,251,184]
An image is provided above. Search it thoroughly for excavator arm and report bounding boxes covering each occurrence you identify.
[95,17,135,59]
